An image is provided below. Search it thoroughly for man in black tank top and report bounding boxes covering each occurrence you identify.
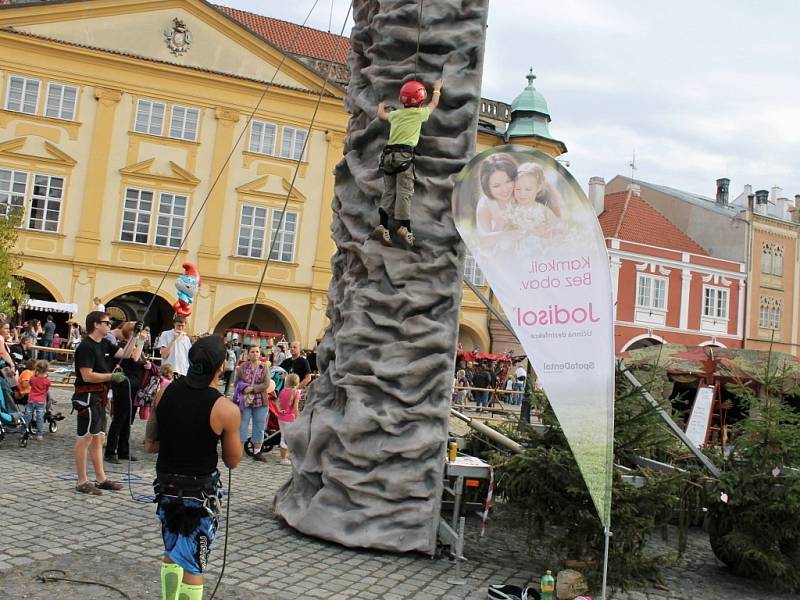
[144,335,241,600]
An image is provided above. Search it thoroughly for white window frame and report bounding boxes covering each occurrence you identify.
[45,82,78,121]
[759,304,781,330]
[120,188,154,245]
[5,75,40,115]
[636,274,667,311]
[464,250,486,286]
[236,204,268,258]
[0,168,28,221]
[168,105,200,141]
[703,286,729,320]
[249,120,277,156]
[27,174,63,232]
[154,192,187,249]
[134,99,166,136]
[269,209,298,263]
[279,126,308,161]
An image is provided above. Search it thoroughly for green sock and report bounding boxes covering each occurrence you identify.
[178,582,204,600]
[160,562,183,600]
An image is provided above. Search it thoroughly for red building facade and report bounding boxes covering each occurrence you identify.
[596,184,746,352]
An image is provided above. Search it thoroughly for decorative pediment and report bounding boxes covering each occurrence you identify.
[634,261,671,276]
[119,158,199,186]
[0,137,76,167]
[236,174,306,204]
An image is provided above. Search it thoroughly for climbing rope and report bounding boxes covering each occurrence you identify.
[208,2,354,599]
[36,569,132,599]
[413,0,425,79]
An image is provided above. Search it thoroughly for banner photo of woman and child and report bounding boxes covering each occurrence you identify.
[452,146,615,527]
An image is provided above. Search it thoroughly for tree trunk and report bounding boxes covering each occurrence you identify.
[273,0,490,554]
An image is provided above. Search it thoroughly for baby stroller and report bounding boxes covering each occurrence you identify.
[243,399,281,456]
[0,380,27,447]
[27,395,65,435]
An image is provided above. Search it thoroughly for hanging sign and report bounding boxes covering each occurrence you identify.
[452,146,615,526]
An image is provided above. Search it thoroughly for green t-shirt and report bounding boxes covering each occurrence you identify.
[387,107,431,147]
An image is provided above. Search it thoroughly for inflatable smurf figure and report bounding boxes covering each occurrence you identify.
[173,262,199,317]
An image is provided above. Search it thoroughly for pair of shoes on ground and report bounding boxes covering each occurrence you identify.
[373,225,415,247]
[279,458,291,465]
[105,454,138,464]
[253,452,270,463]
[75,479,124,495]
[487,583,540,600]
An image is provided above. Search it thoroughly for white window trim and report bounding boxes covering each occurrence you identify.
[635,273,668,312]
[168,104,200,142]
[5,75,40,115]
[249,119,277,156]
[0,168,29,223]
[134,99,166,136]
[279,125,308,161]
[702,285,729,320]
[27,173,64,233]
[269,209,298,263]
[153,192,188,248]
[120,187,155,245]
[464,250,486,286]
[236,204,268,259]
[44,82,78,121]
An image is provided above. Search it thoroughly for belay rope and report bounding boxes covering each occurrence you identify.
[35,0,354,598]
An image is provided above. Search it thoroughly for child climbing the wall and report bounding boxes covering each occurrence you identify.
[374,78,442,247]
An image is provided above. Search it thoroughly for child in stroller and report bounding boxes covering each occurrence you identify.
[0,366,25,447]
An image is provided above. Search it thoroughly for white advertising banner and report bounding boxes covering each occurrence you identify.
[453,146,615,526]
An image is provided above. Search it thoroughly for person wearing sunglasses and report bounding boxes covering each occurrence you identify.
[71,311,133,495]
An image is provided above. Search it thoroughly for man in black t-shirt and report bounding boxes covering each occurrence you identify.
[72,311,129,496]
[280,340,312,389]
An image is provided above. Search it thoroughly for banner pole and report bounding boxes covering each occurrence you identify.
[601,526,611,600]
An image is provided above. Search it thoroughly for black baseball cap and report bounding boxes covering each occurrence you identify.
[185,335,227,389]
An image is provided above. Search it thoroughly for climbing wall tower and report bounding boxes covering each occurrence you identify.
[273,0,490,554]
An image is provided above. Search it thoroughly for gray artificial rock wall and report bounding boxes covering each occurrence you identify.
[273,0,489,554]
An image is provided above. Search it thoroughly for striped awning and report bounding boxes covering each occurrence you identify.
[22,299,79,315]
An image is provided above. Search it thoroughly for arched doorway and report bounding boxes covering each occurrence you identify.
[458,324,485,353]
[105,291,174,342]
[21,277,56,302]
[17,276,71,339]
[622,335,665,351]
[213,303,293,345]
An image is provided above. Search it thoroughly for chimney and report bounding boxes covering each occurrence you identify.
[755,189,769,215]
[588,176,606,215]
[715,178,730,206]
[747,193,755,213]
[778,197,790,220]
[744,184,752,196]
[771,186,783,204]
[789,206,800,225]
[627,182,641,197]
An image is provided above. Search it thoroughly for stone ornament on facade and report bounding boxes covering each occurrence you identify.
[164,17,193,56]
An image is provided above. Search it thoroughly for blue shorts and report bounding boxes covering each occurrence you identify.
[157,495,220,575]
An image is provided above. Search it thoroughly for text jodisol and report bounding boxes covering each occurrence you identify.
[516,255,601,326]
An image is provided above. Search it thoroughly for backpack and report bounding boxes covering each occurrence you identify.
[136,364,160,407]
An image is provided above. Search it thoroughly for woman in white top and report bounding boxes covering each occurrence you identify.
[474,154,519,250]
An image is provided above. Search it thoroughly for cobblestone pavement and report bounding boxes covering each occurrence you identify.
[0,388,785,599]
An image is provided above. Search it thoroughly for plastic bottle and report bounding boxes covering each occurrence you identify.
[540,569,555,600]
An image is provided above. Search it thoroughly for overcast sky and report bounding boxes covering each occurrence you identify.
[222,1,800,200]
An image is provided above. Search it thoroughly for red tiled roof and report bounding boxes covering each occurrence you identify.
[599,190,709,255]
[216,5,350,65]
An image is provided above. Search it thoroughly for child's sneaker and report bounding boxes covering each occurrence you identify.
[373,225,392,246]
[280,458,291,465]
[396,226,415,247]
[36,435,43,441]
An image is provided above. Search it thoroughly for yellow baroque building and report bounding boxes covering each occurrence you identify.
[0,0,566,349]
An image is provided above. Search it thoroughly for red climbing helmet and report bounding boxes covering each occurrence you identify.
[399,80,427,107]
